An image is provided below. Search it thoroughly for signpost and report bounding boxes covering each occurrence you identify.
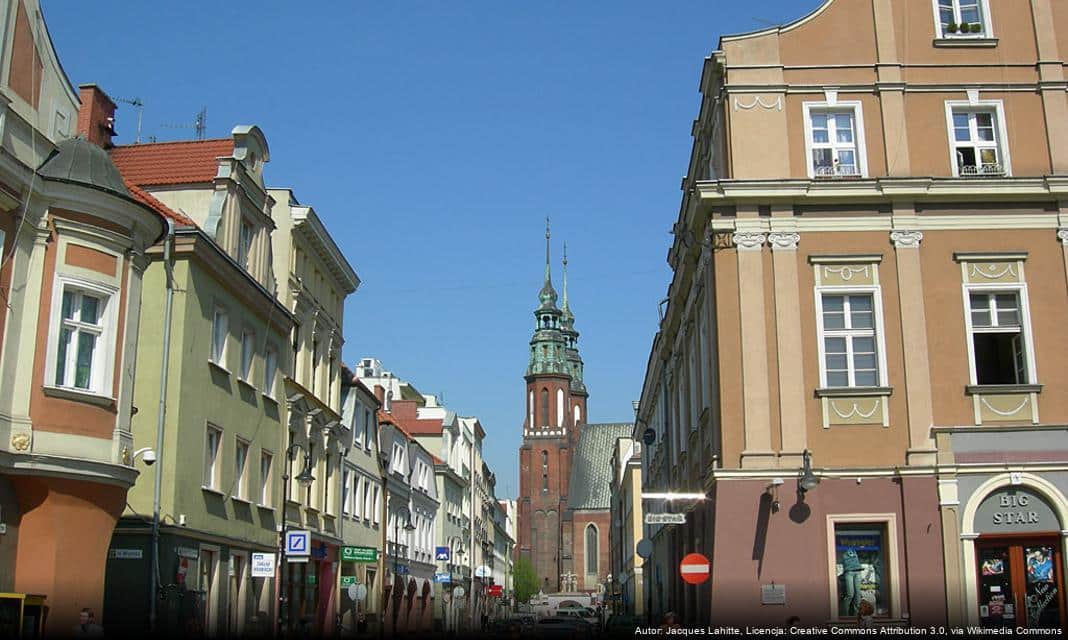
[341,546,378,563]
[251,553,276,578]
[679,553,711,585]
[645,513,686,525]
[285,530,310,563]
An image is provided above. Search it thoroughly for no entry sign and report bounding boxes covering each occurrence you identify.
[680,552,711,585]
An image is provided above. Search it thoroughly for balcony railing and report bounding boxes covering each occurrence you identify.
[814,164,861,179]
[958,163,1005,177]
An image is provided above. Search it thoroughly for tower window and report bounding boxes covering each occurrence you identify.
[541,451,548,492]
[541,389,549,426]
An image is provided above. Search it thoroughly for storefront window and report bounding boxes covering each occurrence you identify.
[1024,545,1060,628]
[834,523,889,618]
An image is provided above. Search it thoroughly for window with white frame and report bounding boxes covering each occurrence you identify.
[816,292,886,388]
[259,450,272,507]
[373,486,381,525]
[211,307,228,367]
[240,330,255,381]
[342,469,351,515]
[51,285,111,393]
[935,0,990,37]
[804,104,866,178]
[233,438,249,500]
[353,476,363,520]
[264,345,277,397]
[364,481,373,521]
[965,289,1035,385]
[204,425,222,489]
[354,402,364,447]
[364,409,373,450]
[947,105,1008,176]
[324,457,335,515]
[391,442,405,473]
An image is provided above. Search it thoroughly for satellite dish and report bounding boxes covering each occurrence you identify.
[642,428,656,446]
[636,538,653,559]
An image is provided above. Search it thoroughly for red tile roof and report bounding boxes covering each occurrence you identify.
[401,418,445,435]
[111,139,233,186]
[125,180,196,227]
[378,410,413,438]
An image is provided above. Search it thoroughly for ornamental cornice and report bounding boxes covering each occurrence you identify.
[731,231,766,251]
[890,230,923,249]
[767,231,800,251]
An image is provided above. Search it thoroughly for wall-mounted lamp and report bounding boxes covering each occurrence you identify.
[799,449,820,493]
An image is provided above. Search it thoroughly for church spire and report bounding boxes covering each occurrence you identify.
[538,217,558,310]
[544,217,552,287]
[561,242,571,317]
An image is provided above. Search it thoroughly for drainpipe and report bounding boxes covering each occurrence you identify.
[149,218,175,632]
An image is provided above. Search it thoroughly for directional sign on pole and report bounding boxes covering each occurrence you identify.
[435,546,451,561]
[680,552,711,585]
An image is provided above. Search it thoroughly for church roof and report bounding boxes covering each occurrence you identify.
[566,422,634,511]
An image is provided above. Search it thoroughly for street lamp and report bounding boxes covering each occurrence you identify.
[278,441,315,633]
[392,505,415,637]
[799,449,820,493]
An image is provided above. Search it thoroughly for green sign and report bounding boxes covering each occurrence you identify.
[307,574,317,585]
[342,546,378,563]
[341,576,357,587]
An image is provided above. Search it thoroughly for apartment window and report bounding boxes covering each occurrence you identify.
[211,307,228,366]
[363,481,373,521]
[935,0,989,37]
[237,218,254,269]
[966,290,1033,385]
[947,104,1008,176]
[204,425,222,489]
[834,523,891,618]
[364,409,373,450]
[324,457,335,515]
[391,442,405,473]
[311,339,320,395]
[352,476,362,519]
[373,486,381,525]
[240,330,255,381]
[233,438,249,500]
[817,293,885,388]
[259,451,273,507]
[804,103,866,178]
[342,469,351,516]
[51,286,110,392]
[264,345,278,397]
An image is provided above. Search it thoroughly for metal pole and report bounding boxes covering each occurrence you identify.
[149,218,175,633]
[278,446,295,634]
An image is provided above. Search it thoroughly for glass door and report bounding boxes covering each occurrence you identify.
[977,538,1065,630]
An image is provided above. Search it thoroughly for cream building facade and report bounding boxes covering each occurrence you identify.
[639,0,1068,629]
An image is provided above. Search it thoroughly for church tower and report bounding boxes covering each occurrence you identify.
[518,220,585,591]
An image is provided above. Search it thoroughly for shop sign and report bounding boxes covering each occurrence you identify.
[251,553,276,578]
[307,573,317,585]
[109,548,143,560]
[975,487,1059,534]
[434,573,452,583]
[285,530,310,557]
[176,547,199,559]
[341,576,357,587]
[488,585,503,597]
[342,546,378,563]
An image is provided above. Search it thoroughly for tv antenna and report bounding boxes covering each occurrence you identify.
[161,106,207,140]
[115,97,144,143]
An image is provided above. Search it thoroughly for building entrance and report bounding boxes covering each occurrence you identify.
[976,537,1064,629]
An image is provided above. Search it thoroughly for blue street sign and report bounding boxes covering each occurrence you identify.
[312,543,328,560]
[395,564,410,575]
[435,546,450,561]
[285,530,310,556]
[434,572,452,583]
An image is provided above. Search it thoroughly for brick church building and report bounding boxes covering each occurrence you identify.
[517,223,631,594]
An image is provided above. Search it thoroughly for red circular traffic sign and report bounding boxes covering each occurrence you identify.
[680,552,711,585]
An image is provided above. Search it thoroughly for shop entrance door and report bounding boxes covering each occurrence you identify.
[976,537,1065,629]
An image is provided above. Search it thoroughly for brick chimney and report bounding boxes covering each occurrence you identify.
[76,84,117,149]
[374,385,385,406]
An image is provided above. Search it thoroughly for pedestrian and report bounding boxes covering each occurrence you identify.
[72,608,104,637]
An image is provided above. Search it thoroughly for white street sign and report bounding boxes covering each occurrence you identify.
[251,553,276,577]
[109,549,143,559]
[645,513,686,525]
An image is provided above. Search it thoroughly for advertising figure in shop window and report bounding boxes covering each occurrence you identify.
[840,548,864,616]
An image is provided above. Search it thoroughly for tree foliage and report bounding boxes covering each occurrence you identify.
[513,556,540,604]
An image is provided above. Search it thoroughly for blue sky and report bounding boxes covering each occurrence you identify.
[47,0,822,497]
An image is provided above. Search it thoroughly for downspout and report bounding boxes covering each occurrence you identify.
[149,218,175,633]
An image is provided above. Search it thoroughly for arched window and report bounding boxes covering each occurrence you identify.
[585,523,598,575]
[573,404,581,425]
[541,450,549,491]
[540,388,549,426]
[556,389,564,427]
